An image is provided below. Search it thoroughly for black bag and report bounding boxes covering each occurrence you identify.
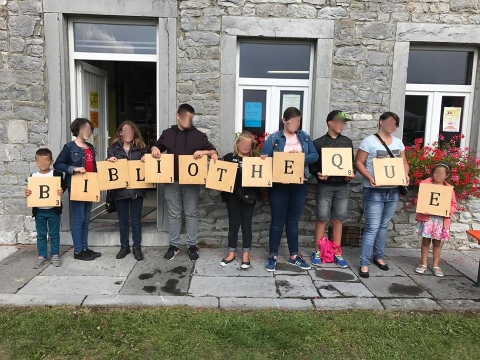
[237,187,257,205]
[105,190,117,213]
[373,133,408,196]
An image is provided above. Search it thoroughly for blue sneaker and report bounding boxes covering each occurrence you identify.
[266,256,277,272]
[311,251,322,267]
[334,254,348,268]
[289,256,311,270]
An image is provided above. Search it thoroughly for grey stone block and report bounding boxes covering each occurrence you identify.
[388,256,462,277]
[314,281,374,297]
[317,7,348,20]
[287,4,317,19]
[220,297,313,310]
[440,250,480,281]
[382,298,441,311]
[309,268,358,282]
[0,294,84,306]
[314,298,384,310]
[8,16,36,37]
[13,103,45,122]
[83,295,219,308]
[410,275,480,300]
[438,299,480,310]
[189,276,278,297]
[360,277,433,298]
[276,275,319,298]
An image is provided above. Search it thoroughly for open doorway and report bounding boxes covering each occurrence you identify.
[78,60,158,225]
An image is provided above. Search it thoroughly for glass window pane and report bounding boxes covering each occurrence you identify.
[242,90,266,136]
[407,50,473,85]
[74,23,157,54]
[439,96,465,148]
[278,90,304,131]
[239,43,311,79]
[403,95,428,147]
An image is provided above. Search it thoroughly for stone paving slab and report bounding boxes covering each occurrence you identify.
[410,275,480,300]
[275,275,319,298]
[193,248,272,277]
[0,248,49,293]
[0,294,85,306]
[17,275,126,296]
[0,246,18,262]
[120,252,193,296]
[220,298,313,310]
[314,298,384,310]
[460,250,480,261]
[388,256,462,277]
[437,299,480,310]
[381,298,441,311]
[348,258,408,278]
[441,250,479,281]
[309,268,358,282]
[189,276,278,298]
[383,248,419,257]
[314,281,374,298]
[273,261,312,275]
[360,277,433,298]
[83,295,218,308]
[42,247,137,277]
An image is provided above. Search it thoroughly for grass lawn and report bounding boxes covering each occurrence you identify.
[0,307,479,359]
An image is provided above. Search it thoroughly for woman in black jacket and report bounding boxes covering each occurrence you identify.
[107,121,147,261]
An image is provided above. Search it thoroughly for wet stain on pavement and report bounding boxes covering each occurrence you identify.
[316,269,355,281]
[388,283,424,296]
[161,279,182,295]
[274,262,304,273]
[170,266,188,274]
[276,280,293,292]
[139,273,154,280]
[143,286,157,293]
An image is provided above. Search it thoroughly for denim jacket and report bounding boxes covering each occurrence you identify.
[261,130,319,179]
[54,141,97,187]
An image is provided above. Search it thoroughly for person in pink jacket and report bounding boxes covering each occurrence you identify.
[414,163,457,277]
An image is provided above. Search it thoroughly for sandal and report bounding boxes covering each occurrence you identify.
[432,267,444,277]
[415,264,427,274]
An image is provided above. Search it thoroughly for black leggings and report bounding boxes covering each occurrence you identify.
[226,194,256,252]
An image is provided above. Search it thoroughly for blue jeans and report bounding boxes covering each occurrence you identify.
[35,209,61,258]
[268,183,307,257]
[360,187,399,266]
[70,200,92,253]
[115,196,144,248]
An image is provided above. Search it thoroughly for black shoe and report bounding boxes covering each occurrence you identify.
[133,247,144,261]
[86,248,102,258]
[220,257,235,266]
[373,259,389,271]
[116,246,131,259]
[188,246,199,261]
[164,246,179,261]
[359,266,369,278]
[74,250,95,261]
[241,261,251,269]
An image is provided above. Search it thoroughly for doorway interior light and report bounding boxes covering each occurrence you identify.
[267,71,309,74]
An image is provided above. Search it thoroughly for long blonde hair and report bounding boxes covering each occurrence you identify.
[112,121,146,149]
[234,131,255,156]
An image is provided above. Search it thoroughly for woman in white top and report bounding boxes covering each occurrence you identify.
[354,112,409,278]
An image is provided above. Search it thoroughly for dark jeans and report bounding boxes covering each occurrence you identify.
[70,200,92,254]
[35,209,61,258]
[268,183,307,257]
[226,194,256,252]
[115,196,144,248]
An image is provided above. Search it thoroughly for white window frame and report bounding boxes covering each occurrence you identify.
[405,46,478,147]
[236,40,314,134]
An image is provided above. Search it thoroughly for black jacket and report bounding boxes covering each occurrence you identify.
[154,125,216,180]
[31,170,67,217]
[107,142,147,201]
[310,133,355,185]
[220,153,262,203]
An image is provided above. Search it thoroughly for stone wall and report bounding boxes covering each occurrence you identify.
[1,0,480,249]
[0,0,45,244]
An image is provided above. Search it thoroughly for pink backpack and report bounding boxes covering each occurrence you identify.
[318,236,342,263]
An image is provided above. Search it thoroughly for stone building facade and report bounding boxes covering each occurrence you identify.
[1,0,480,249]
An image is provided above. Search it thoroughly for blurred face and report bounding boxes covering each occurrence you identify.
[120,124,135,143]
[35,155,53,172]
[283,116,301,133]
[78,123,93,140]
[176,111,194,129]
[328,118,346,134]
[379,116,398,134]
[236,137,253,156]
[433,166,449,183]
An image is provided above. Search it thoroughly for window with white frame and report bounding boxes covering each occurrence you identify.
[236,41,314,136]
[402,48,478,148]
